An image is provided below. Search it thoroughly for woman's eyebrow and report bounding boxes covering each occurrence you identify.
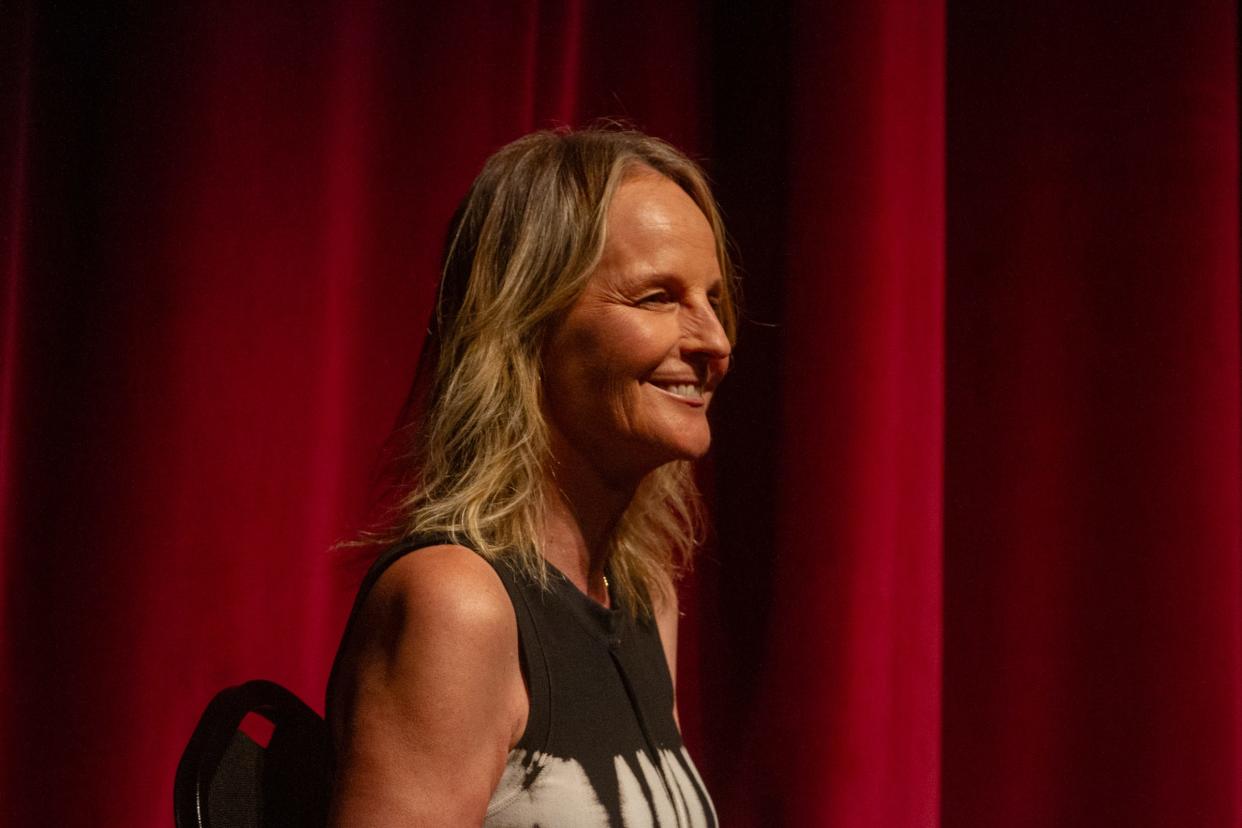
[625,270,722,286]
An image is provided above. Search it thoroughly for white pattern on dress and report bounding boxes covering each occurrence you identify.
[484,747,713,827]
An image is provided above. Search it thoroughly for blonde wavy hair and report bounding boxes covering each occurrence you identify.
[381,127,737,616]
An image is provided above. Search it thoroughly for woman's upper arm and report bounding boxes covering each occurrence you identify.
[654,584,681,727]
[328,545,524,827]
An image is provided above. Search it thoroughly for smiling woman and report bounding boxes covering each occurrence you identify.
[326,128,738,826]
[543,172,732,483]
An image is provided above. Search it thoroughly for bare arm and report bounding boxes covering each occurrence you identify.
[328,545,527,827]
[654,583,681,729]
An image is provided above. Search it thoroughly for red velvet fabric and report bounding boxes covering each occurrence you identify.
[943,3,1241,824]
[1,2,1237,826]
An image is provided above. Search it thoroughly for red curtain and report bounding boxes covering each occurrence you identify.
[1,2,1237,826]
[943,3,1240,824]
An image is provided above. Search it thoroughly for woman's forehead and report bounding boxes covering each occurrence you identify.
[601,177,716,262]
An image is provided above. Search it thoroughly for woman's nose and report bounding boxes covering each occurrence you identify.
[682,298,732,364]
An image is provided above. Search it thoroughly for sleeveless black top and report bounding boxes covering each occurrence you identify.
[327,538,717,827]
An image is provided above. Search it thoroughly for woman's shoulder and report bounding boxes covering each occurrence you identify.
[361,543,515,641]
[332,542,527,752]
[329,544,527,822]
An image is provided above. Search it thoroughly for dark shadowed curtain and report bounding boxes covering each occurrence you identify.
[1,2,1237,826]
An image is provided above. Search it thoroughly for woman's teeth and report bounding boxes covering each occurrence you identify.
[658,383,703,400]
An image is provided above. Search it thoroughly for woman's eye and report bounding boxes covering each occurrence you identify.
[638,291,673,305]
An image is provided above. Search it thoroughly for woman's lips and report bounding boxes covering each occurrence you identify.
[648,381,706,405]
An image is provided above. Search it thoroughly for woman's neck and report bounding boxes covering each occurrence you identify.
[541,433,639,606]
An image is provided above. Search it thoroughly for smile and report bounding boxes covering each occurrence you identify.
[649,381,705,403]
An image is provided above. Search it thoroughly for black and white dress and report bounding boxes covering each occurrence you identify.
[328,537,717,827]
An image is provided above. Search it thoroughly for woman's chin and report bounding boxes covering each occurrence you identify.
[652,432,713,466]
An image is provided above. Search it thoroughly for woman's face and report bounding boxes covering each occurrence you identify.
[543,171,731,484]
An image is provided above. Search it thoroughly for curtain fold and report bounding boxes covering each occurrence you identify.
[2,2,1238,826]
[944,2,1241,824]
[1,5,32,635]
[728,0,945,823]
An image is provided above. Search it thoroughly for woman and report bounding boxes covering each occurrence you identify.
[327,127,737,826]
